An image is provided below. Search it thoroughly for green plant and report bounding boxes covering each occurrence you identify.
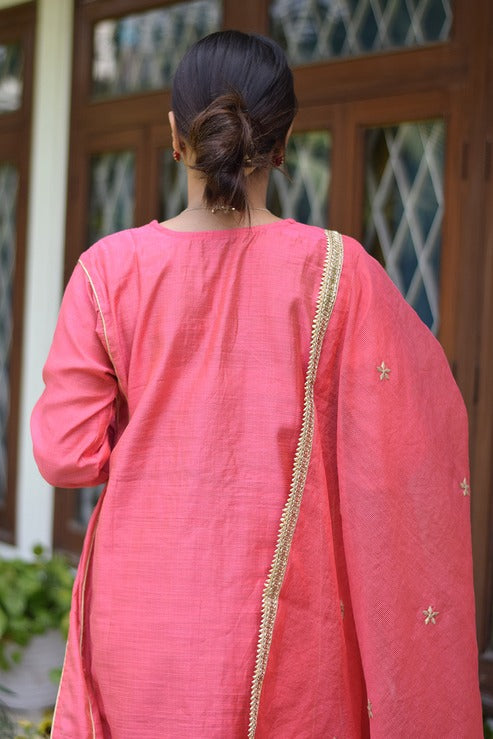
[0,545,74,670]
[15,710,52,739]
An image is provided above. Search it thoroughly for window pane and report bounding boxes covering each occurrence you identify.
[0,42,23,113]
[87,150,135,247]
[363,119,445,333]
[92,0,222,99]
[270,0,453,65]
[267,131,331,226]
[0,163,19,503]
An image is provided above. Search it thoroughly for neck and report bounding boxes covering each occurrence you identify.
[186,168,269,213]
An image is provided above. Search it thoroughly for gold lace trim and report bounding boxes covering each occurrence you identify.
[247,229,344,738]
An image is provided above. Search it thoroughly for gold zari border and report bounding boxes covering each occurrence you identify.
[247,230,344,738]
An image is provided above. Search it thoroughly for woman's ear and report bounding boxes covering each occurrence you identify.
[168,111,182,153]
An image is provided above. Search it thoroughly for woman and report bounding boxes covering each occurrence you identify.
[32,31,482,738]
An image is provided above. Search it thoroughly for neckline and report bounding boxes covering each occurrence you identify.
[149,218,296,238]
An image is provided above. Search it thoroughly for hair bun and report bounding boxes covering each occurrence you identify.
[188,90,260,212]
[172,31,297,213]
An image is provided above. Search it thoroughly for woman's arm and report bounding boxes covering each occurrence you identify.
[31,262,118,488]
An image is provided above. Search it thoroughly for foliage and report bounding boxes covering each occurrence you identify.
[0,546,74,670]
[14,710,52,738]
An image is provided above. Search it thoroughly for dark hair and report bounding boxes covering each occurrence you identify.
[171,30,297,213]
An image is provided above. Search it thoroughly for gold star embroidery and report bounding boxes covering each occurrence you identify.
[367,699,373,719]
[377,362,390,380]
[460,478,470,496]
[340,600,345,619]
[423,606,439,624]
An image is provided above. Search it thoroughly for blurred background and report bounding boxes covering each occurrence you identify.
[0,0,492,721]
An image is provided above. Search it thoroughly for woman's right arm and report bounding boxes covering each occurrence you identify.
[31,262,118,488]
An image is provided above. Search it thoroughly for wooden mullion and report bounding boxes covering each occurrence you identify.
[452,0,491,626]
[53,489,85,560]
[294,42,467,108]
[4,137,30,545]
[74,90,172,133]
[223,0,268,34]
[77,0,181,20]
[474,1,493,713]
[0,0,35,31]
[0,2,35,545]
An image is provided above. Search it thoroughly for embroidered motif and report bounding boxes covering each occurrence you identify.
[377,361,390,380]
[423,606,439,624]
[247,231,344,738]
[367,699,373,719]
[460,478,470,496]
[340,600,345,619]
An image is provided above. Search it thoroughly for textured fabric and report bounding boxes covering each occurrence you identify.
[31,220,482,738]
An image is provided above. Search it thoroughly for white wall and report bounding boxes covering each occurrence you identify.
[0,0,74,556]
[0,0,30,7]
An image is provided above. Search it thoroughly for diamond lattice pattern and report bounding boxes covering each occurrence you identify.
[92,0,221,98]
[0,164,18,503]
[268,131,331,226]
[270,0,453,64]
[364,119,445,333]
[88,150,135,247]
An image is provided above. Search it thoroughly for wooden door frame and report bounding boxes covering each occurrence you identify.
[0,1,35,544]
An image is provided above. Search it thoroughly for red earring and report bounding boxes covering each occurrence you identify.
[273,154,284,167]
[172,150,181,162]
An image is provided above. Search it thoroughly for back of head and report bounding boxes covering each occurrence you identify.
[171,30,297,213]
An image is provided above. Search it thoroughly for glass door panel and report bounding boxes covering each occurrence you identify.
[0,42,23,114]
[87,150,136,247]
[268,130,332,225]
[92,0,222,99]
[270,0,453,64]
[363,118,445,333]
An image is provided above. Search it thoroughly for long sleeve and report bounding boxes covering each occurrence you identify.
[31,261,118,488]
[336,239,483,736]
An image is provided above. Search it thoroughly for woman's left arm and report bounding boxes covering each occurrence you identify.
[31,262,118,488]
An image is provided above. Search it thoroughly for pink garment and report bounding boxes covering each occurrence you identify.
[31,220,482,738]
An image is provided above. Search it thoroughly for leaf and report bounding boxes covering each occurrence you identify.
[2,588,26,617]
[0,607,8,639]
[10,649,22,664]
[49,666,62,684]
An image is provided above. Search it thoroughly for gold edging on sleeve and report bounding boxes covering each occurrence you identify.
[247,230,344,738]
[78,258,128,403]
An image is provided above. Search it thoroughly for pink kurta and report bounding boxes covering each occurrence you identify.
[31,220,482,738]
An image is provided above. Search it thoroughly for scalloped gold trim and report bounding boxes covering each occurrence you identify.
[247,229,344,738]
